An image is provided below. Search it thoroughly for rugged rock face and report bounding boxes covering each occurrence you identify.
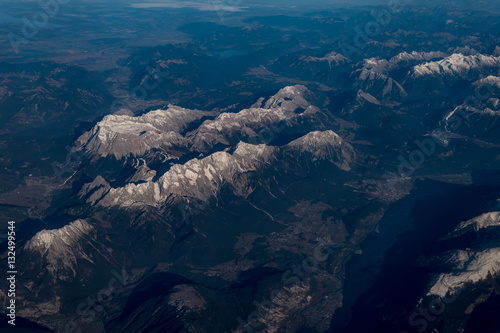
[79,175,111,206]
[442,96,500,142]
[94,130,355,208]
[455,211,500,233]
[0,220,98,323]
[75,85,320,161]
[428,247,500,298]
[74,106,213,159]
[355,60,407,102]
[353,51,449,101]
[24,219,95,279]
[285,130,356,171]
[426,212,500,298]
[356,51,448,78]
[187,85,320,152]
[97,144,273,207]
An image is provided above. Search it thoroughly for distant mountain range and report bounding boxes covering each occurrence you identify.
[1,2,500,332]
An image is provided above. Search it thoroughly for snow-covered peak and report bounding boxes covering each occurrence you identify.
[455,211,500,233]
[427,211,500,297]
[98,105,208,134]
[360,51,448,76]
[428,247,500,297]
[355,52,436,100]
[288,130,342,147]
[25,220,95,279]
[390,51,448,63]
[473,75,500,87]
[354,51,447,101]
[75,105,212,159]
[188,85,318,152]
[287,130,356,171]
[26,219,93,254]
[413,53,500,77]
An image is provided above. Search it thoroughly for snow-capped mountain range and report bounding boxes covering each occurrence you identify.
[25,219,95,280]
[75,85,322,160]
[87,130,355,208]
[73,86,356,209]
[427,212,500,298]
[413,53,500,77]
[75,105,214,159]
